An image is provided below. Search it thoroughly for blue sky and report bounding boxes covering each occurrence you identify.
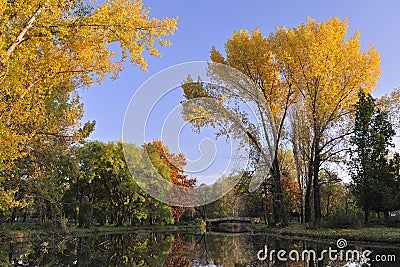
[79,0,400,182]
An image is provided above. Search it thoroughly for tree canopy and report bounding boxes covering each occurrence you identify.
[182,17,382,225]
[0,0,177,211]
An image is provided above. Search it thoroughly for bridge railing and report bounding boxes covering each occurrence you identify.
[206,217,260,223]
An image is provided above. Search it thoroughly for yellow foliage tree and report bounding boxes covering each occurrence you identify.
[0,0,177,211]
[182,17,380,225]
[183,29,294,226]
[272,17,381,223]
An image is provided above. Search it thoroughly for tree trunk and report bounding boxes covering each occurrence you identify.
[313,148,322,224]
[117,215,124,226]
[305,159,313,223]
[326,194,331,216]
[23,209,27,223]
[384,211,389,223]
[196,205,207,220]
[10,208,16,225]
[300,197,304,223]
[78,198,93,228]
[271,157,288,227]
[261,190,267,225]
[292,139,305,224]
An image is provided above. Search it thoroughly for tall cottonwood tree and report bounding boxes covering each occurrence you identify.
[0,0,177,211]
[182,17,380,225]
[182,29,295,226]
[272,17,381,223]
[290,103,312,223]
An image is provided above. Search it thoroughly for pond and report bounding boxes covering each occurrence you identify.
[2,228,399,266]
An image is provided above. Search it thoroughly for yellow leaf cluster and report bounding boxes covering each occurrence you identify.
[183,17,381,172]
[0,0,177,207]
[271,17,381,130]
[0,0,177,164]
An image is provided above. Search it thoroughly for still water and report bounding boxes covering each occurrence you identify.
[2,228,400,266]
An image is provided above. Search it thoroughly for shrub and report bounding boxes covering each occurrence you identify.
[322,211,363,228]
[385,214,400,227]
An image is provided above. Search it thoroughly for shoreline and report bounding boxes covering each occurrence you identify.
[3,223,400,246]
[253,224,400,245]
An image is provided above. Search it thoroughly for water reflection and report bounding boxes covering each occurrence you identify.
[1,231,399,266]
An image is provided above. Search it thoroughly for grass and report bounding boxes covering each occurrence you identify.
[3,221,400,244]
[253,223,400,244]
[71,224,188,235]
[1,222,204,240]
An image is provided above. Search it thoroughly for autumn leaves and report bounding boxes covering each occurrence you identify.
[182,17,381,224]
[0,0,177,211]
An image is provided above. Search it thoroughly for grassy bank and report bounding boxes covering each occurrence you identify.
[71,224,204,236]
[3,221,400,245]
[253,224,400,244]
[1,222,204,241]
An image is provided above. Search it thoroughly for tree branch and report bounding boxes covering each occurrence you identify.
[1,3,47,68]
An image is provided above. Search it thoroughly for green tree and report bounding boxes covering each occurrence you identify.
[143,140,196,222]
[68,140,188,227]
[350,90,398,224]
[0,124,87,224]
[73,141,151,227]
[319,172,346,217]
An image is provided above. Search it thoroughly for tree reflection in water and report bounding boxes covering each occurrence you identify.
[1,232,399,266]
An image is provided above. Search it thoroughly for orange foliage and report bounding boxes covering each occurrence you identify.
[145,140,196,220]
